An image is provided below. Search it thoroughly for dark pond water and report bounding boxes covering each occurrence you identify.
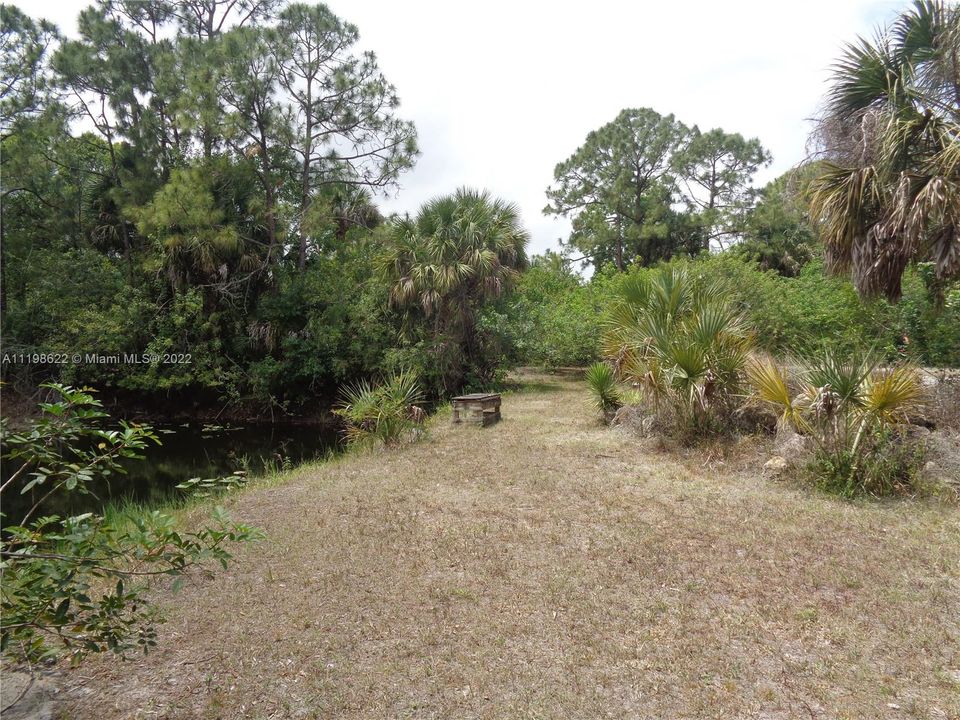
[2,422,342,523]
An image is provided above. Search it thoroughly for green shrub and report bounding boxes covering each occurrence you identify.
[0,385,260,665]
[602,266,752,440]
[560,254,957,368]
[702,253,959,365]
[585,362,622,419]
[334,370,426,448]
[807,426,928,497]
[491,255,607,368]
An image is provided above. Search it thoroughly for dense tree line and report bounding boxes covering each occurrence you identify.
[499,160,959,369]
[2,0,956,421]
[0,1,543,411]
[1,1,415,411]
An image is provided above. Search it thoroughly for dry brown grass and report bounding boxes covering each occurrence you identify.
[57,372,960,719]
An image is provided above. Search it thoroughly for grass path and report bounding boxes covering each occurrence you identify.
[62,372,959,719]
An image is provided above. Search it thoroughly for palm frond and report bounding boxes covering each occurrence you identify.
[805,348,878,409]
[585,362,622,415]
[810,0,960,298]
[600,267,752,425]
[827,34,902,117]
[746,355,802,430]
[861,365,926,422]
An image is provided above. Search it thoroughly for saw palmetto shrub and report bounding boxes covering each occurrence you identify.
[747,350,929,497]
[601,267,753,442]
[585,362,623,422]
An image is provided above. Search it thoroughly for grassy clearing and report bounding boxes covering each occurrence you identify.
[58,371,959,719]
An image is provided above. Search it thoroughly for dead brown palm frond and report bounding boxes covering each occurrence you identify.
[620,349,666,404]
[807,164,884,274]
[930,225,960,281]
[808,0,960,299]
[850,221,912,300]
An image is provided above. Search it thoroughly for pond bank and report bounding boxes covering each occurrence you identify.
[2,419,344,521]
[0,385,343,429]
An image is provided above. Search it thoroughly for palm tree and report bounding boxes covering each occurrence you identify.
[299,184,383,262]
[379,187,529,394]
[327,186,382,244]
[808,0,960,300]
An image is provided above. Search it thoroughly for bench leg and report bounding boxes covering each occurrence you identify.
[482,410,501,427]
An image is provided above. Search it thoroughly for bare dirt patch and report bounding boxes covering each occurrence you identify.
[54,373,960,719]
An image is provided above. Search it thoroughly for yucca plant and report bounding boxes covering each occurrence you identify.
[602,267,753,439]
[334,371,426,449]
[585,362,622,420]
[747,349,927,496]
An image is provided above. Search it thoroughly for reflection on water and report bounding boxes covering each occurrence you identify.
[2,422,342,522]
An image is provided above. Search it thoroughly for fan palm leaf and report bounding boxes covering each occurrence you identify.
[810,0,960,299]
[585,362,622,415]
[861,365,926,422]
[600,266,753,428]
[746,355,806,430]
[805,348,877,409]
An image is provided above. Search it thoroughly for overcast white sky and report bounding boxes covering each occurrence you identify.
[16,0,906,255]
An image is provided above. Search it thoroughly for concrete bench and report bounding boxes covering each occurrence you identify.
[451,393,501,426]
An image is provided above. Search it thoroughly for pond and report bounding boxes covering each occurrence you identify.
[2,421,343,523]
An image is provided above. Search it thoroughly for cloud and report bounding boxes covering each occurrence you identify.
[319,0,910,255]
